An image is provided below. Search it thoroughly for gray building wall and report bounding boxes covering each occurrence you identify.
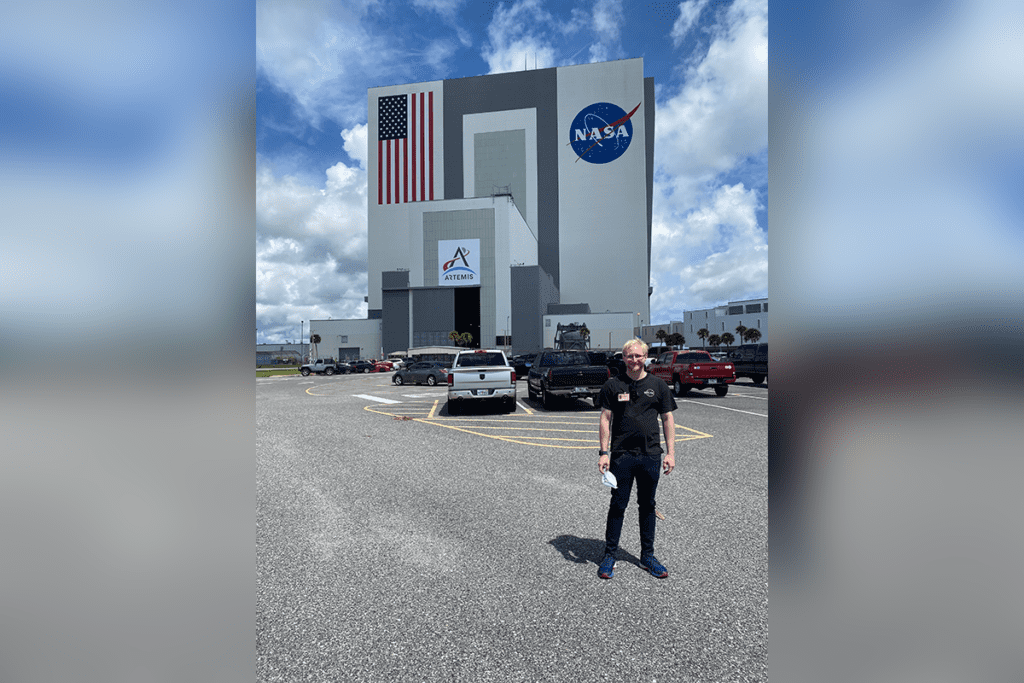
[511,264,559,355]
[412,288,455,348]
[474,129,527,219]
[547,303,591,315]
[443,69,561,288]
[422,208,496,345]
[381,271,411,355]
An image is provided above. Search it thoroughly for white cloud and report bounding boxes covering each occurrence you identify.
[650,183,766,317]
[671,0,710,47]
[412,0,463,16]
[587,0,624,63]
[341,124,368,170]
[482,0,560,73]
[256,158,369,337]
[422,39,459,73]
[649,0,767,321]
[256,0,391,128]
[656,0,767,203]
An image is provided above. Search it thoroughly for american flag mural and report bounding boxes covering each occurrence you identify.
[377,91,435,205]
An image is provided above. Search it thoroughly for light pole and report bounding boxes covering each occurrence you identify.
[301,321,304,361]
[506,315,510,355]
[636,313,640,339]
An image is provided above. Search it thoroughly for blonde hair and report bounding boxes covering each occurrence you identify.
[622,338,648,356]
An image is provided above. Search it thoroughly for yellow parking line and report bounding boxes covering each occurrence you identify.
[363,401,714,449]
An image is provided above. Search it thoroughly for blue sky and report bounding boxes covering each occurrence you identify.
[256,0,768,344]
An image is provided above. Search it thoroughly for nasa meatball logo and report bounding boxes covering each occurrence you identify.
[643,388,656,398]
[569,101,640,164]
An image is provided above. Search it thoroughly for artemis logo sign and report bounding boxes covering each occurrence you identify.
[569,101,640,164]
[438,239,480,286]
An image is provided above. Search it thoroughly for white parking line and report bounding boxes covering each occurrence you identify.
[353,394,401,404]
[678,399,766,417]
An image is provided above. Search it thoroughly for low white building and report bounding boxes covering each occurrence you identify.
[681,298,769,346]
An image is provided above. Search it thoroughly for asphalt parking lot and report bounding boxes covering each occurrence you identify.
[258,373,767,682]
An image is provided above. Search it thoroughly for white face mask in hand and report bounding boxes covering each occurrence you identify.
[602,470,618,489]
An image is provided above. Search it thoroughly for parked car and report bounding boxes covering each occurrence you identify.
[349,360,375,373]
[372,360,394,372]
[726,343,768,384]
[299,358,340,376]
[510,353,536,379]
[334,361,353,374]
[392,361,450,386]
[606,352,626,376]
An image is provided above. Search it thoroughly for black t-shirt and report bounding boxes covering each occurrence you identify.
[599,372,677,455]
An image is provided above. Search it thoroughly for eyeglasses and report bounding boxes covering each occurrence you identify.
[624,354,646,360]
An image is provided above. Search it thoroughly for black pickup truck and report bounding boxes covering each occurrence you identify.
[727,343,768,384]
[527,350,611,409]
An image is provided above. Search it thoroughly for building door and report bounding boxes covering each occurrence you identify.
[337,347,361,360]
[453,286,480,348]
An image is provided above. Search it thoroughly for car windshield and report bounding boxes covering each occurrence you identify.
[679,353,711,362]
[456,352,507,367]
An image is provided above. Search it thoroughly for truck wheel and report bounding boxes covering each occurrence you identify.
[505,397,517,413]
[714,386,728,397]
[542,387,554,410]
[394,375,404,385]
[752,375,765,384]
[325,367,334,376]
[447,401,459,415]
[363,368,370,374]
[673,378,688,396]
[528,384,537,401]
[301,368,311,376]
[426,375,437,386]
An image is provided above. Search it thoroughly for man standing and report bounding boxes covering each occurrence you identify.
[597,339,677,579]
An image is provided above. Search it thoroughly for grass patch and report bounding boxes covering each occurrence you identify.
[257,368,299,377]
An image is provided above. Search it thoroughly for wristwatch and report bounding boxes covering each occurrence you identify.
[598,450,609,456]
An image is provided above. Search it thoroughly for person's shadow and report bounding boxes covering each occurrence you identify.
[548,535,640,568]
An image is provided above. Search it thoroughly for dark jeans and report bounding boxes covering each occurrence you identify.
[604,451,662,559]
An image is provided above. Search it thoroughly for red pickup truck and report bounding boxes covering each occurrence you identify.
[648,350,736,397]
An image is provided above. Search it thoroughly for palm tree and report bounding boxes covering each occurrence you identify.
[720,332,735,348]
[708,334,722,349]
[744,328,762,343]
[449,330,460,346]
[735,324,747,343]
[655,329,667,348]
[697,327,709,349]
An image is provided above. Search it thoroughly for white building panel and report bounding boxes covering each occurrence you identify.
[556,59,649,322]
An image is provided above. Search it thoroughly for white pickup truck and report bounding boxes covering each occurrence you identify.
[446,349,517,414]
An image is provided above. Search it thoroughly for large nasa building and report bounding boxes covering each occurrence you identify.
[314,58,654,358]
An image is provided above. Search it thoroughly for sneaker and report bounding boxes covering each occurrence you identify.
[598,555,616,579]
[641,556,668,578]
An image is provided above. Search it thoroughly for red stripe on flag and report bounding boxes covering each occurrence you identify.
[394,136,400,203]
[428,91,434,201]
[410,96,416,202]
[420,93,425,201]
[378,139,382,205]
[403,132,408,203]
[386,139,391,204]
